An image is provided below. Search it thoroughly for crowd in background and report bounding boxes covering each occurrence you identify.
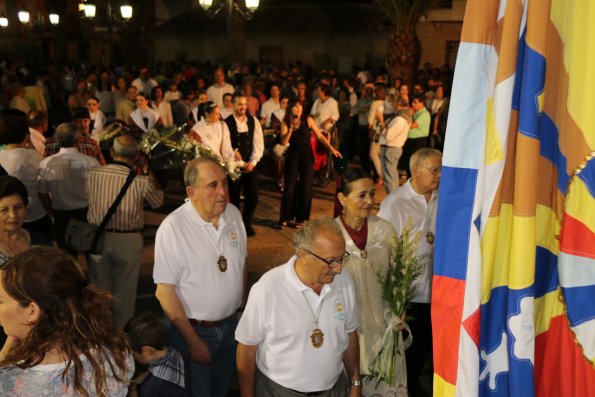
[0,58,453,397]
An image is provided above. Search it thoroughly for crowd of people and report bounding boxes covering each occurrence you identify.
[0,58,450,397]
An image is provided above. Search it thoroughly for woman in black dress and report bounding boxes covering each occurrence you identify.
[277,101,341,229]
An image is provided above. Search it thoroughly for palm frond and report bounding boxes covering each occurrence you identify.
[376,0,439,30]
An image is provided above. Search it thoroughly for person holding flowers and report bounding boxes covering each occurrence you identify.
[378,148,441,397]
[335,166,408,396]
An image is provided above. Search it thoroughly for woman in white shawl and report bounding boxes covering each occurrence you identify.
[335,166,408,397]
[87,96,107,143]
[128,93,162,132]
[188,101,235,163]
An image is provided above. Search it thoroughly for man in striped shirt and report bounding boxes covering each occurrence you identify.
[86,134,164,328]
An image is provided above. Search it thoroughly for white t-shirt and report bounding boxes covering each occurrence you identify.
[310,97,339,132]
[154,201,247,321]
[377,180,438,303]
[379,115,409,148]
[235,256,359,392]
[38,148,101,210]
[259,98,280,128]
[207,83,235,108]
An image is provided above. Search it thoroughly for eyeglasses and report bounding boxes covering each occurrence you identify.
[421,166,441,176]
[302,248,350,268]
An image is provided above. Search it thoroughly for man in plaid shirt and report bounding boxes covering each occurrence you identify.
[44,107,105,165]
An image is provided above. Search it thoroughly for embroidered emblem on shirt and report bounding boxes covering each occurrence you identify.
[229,230,239,247]
[335,298,346,321]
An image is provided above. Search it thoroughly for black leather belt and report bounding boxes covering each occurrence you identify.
[287,389,327,396]
[105,229,140,233]
[188,318,222,327]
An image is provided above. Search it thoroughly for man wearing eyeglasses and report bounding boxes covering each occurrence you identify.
[377,147,441,397]
[236,218,362,397]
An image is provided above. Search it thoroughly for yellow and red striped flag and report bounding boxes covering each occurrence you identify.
[432,0,595,396]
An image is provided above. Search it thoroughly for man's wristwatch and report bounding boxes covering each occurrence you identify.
[351,379,362,387]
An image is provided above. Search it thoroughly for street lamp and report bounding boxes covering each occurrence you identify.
[0,13,9,28]
[198,0,261,61]
[80,1,134,64]
[199,0,260,18]
[199,0,214,9]
[84,3,97,18]
[49,13,60,25]
[245,0,260,12]
[18,11,30,24]
[120,3,133,20]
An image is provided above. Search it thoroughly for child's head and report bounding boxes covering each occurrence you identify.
[125,312,168,365]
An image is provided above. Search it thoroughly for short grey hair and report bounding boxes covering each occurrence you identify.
[55,122,80,148]
[294,218,344,252]
[112,135,138,159]
[410,148,442,173]
[183,157,224,187]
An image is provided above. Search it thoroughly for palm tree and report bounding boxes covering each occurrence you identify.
[376,0,438,83]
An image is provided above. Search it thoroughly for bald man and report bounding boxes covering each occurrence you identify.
[86,135,164,327]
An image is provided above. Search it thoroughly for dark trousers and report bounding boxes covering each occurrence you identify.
[255,367,348,397]
[229,168,259,228]
[400,137,429,177]
[280,152,314,223]
[168,315,237,397]
[54,207,88,255]
[405,302,433,396]
[23,214,53,245]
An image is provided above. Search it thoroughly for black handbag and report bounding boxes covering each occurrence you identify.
[65,171,136,254]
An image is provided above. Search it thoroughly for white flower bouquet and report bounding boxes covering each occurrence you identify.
[366,218,426,388]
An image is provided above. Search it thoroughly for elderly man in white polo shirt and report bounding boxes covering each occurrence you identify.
[236,218,362,397]
[377,147,441,397]
[154,156,247,397]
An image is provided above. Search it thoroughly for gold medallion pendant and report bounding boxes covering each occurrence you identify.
[217,256,228,272]
[310,328,325,348]
[426,231,435,244]
[360,249,367,259]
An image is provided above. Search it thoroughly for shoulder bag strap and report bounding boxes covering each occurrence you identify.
[91,170,137,251]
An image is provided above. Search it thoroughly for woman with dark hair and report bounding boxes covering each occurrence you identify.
[151,86,173,127]
[0,113,51,241]
[188,101,235,162]
[0,176,31,267]
[0,247,134,396]
[128,92,162,132]
[87,95,107,143]
[335,166,407,397]
[277,101,341,229]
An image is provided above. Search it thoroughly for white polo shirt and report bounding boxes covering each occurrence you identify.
[378,180,438,303]
[235,256,359,392]
[153,201,247,321]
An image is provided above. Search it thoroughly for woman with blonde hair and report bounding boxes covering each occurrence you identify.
[0,247,134,396]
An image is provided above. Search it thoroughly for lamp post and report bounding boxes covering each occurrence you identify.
[198,0,260,61]
[80,1,133,64]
